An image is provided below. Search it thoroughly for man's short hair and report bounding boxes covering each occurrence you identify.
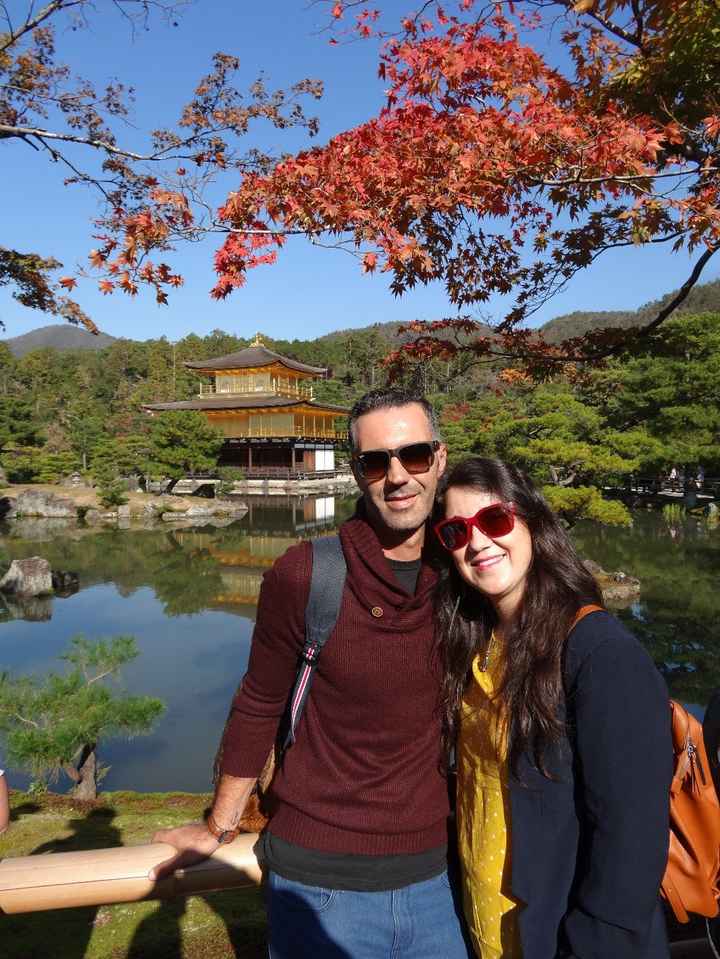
[347,388,440,454]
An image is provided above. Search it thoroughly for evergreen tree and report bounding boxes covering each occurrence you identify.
[0,636,165,799]
[149,411,224,479]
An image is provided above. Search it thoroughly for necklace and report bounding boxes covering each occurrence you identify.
[480,630,497,672]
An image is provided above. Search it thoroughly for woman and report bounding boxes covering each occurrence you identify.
[433,458,671,959]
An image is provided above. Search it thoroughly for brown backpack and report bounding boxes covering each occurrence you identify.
[661,700,720,923]
[571,608,720,924]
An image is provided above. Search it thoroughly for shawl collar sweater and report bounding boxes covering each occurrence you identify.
[220,508,449,855]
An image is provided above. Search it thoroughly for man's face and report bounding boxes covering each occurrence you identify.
[352,403,447,537]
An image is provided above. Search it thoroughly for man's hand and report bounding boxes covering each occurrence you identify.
[149,821,219,881]
[148,773,256,881]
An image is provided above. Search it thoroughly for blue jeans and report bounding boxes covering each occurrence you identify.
[266,869,474,959]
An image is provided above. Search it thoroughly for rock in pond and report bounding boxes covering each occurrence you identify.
[584,558,640,607]
[12,489,76,518]
[185,504,218,517]
[52,570,80,596]
[0,557,53,596]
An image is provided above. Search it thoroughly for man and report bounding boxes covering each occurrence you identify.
[151,388,470,958]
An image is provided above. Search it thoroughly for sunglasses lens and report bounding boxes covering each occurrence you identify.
[398,442,435,474]
[478,505,514,538]
[437,519,469,551]
[436,504,514,551]
[359,450,390,481]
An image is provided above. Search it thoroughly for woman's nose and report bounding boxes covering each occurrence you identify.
[468,524,491,550]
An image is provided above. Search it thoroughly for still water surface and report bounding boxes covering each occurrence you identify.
[0,498,718,792]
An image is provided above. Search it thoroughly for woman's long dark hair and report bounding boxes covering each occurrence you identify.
[435,457,602,776]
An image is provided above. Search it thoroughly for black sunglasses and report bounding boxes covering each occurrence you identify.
[434,502,515,551]
[354,441,440,482]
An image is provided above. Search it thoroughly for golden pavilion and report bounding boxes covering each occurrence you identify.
[144,335,348,476]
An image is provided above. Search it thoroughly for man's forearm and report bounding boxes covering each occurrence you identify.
[211,773,256,830]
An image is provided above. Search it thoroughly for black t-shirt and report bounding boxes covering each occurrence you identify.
[387,557,422,596]
[261,556,446,890]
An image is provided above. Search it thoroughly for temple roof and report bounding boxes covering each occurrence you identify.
[143,395,348,413]
[184,343,326,375]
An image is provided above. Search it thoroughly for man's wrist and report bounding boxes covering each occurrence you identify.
[205,812,240,845]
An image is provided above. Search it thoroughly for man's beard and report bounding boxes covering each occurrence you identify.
[364,486,432,534]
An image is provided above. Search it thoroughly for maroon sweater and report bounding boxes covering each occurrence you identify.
[220,511,450,856]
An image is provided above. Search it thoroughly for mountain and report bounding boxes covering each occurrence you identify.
[3,324,116,358]
[3,277,719,359]
[539,279,720,343]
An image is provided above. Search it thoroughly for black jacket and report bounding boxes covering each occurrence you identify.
[509,610,672,959]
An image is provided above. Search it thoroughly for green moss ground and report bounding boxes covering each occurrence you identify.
[0,790,266,959]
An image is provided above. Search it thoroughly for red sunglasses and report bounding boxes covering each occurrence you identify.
[434,502,515,551]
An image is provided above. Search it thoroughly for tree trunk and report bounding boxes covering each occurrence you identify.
[70,743,98,800]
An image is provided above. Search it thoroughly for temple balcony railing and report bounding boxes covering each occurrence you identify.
[214,426,347,440]
[197,381,315,400]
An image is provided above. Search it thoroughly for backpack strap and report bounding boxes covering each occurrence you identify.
[569,604,604,632]
[563,604,606,698]
[282,534,347,753]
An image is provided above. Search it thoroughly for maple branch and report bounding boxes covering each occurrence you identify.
[0,0,78,55]
[0,123,150,158]
[37,138,114,202]
[0,122,234,164]
[630,0,645,45]
[0,1,13,35]
[637,245,719,336]
[532,165,717,187]
[564,0,644,49]
[518,229,687,325]
[224,226,332,237]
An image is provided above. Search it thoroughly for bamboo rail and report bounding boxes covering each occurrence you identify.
[0,834,261,914]
[0,842,713,955]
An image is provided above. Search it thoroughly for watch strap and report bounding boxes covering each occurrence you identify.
[206,812,240,845]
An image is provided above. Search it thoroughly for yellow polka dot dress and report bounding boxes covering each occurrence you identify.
[456,647,522,958]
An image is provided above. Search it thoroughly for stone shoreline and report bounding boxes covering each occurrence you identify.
[0,483,249,531]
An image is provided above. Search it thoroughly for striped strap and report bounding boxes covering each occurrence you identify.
[282,535,347,753]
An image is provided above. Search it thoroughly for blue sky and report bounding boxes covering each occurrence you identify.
[2,0,716,342]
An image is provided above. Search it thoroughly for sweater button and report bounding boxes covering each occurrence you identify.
[371,606,384,618]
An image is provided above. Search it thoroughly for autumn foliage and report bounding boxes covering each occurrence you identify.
[1,1,322,329]
[211,0,720,371]
[3,0,718,365]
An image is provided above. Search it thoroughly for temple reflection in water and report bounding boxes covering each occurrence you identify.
[174,494,357,610]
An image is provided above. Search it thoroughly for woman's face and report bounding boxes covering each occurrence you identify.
[443,486,533,621]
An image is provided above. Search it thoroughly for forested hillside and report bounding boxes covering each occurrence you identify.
[541,279,720,342]
[7,279,719,358]
[1,291,718,526]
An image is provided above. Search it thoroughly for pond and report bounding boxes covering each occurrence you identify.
[0,499,718,793]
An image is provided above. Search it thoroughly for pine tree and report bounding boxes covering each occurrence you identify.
[0,636,165,799]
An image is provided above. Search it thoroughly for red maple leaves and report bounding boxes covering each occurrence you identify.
[209,0,719,365]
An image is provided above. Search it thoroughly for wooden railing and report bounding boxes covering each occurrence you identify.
[241,467,349,480]
[602,476,719,499]
[198,382,315,400]
[215,425,347,440]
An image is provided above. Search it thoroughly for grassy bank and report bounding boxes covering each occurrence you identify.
[0,790,266,959]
